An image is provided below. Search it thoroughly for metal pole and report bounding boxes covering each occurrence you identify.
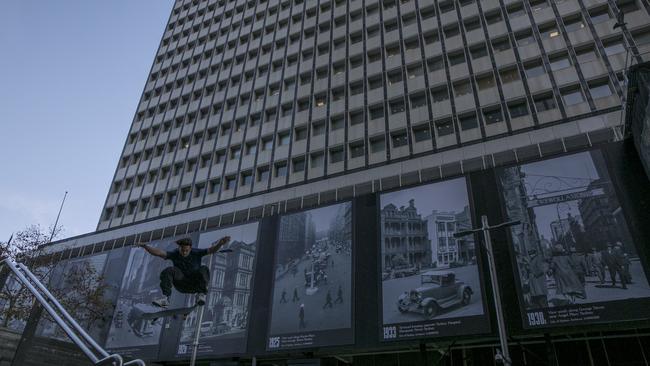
[189,303,205,366]
[49,191,68,243]
[481,215,511,365]
[3,260,99,363]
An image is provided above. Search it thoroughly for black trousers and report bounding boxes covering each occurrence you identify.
[160,266,209,296]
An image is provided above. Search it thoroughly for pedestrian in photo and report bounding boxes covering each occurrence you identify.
[280,289,288,303]
[526,249,549,309]
[592,247,606,284]
[299,304,306,329]
[292,287,300,302]
[603,243,626,288]
[334,285,344,304]
[613,242,628,289]
[323,289,333,309]
[549,244,586,301]
[569,247,586,287]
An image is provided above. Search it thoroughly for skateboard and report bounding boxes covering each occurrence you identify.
[139,304,199,323]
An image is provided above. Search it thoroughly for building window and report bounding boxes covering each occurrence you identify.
[369,105,384,120]
[561,86,585,106]
[483,107,504,124]
[245,141,257,155]
[313,121,326,136]
[166,191,177,205]
[476,73,496,90]
[180,187,191,201]
[410,93,427,109]
[508,100,529,118]
[435,119,455,136]
[413,125,431,142]
[390,99,405,114]
[499,68,520,84]
[209,179,220,194]
[223,176,235,190]
[453,80,472,97]
[391,131,408,147]
[603,39,626,56]
[241,171,252,186]
[515,31,535,47]
[278,132,291,146]
[292,157,306,172]
[448,52,465,66]
[431,86,449,103]
[538,23,560,39]
[368,136,385,154]
[257,166,270,182]
[575,46,598,63]
[459,113,478,131]
[589,6,611,24]
[295,127,308,141]
[469,44,488,59]
[275,162,288,177]
[534,94,556,112]
[563,16,585,32]
[588,80,613,99]
[310,152,325,167]
[524,60,546,78]
[330,147,344,163]
[349,142,365,158]
[549,53,572,71]
[427,57,444,71]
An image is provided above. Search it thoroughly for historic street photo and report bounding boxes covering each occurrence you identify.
[177,222,259,355]
[268,202,353,339]
[380,178,486,328]
[498,151,650,315]
[105,239,177,349]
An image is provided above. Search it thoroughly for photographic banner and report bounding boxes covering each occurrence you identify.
[267,202,353,350]
[35,253,109,342]
[105,236,190,359]
[379,177,490,341]
[497,150,650,329]
[174,222,260,358]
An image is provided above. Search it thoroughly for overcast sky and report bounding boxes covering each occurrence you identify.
[0,1,173,241]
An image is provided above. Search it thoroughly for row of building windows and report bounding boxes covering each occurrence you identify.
[161,0,644,73]
[128,39,625,159]
[140,3,642,128]
[114,78,614,205]
[155,0,635,86]
[146,2,628,109]
[137,24,634,133]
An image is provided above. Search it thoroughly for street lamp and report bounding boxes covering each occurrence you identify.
[454,215,520,365]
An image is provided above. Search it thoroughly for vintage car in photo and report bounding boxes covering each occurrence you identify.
[397,270,472,319]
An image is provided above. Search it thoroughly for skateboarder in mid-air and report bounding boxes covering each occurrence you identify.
[136,236,231,308]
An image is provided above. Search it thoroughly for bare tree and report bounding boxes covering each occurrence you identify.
[0,225,59,329]
[0,225,111,337]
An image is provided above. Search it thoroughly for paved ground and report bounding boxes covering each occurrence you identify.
[382,265,485,324]
[268,249,352,335]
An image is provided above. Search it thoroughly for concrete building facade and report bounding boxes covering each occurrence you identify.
[97,0,650,232]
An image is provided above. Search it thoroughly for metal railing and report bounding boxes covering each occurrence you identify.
[1,258,146,366]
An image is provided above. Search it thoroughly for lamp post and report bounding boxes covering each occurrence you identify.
[454,215,520,365]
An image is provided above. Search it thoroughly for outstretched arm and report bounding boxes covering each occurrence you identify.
[135,242,167,259]
[207,236,231,255]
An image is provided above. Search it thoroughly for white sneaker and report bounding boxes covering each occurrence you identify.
[152,296,170,308]
[196,293,206,306]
